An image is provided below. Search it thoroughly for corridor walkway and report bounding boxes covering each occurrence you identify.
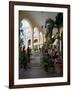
[19,50,61,79]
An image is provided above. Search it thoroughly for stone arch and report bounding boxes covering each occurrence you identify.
[20,18,33,49]
[19,11,46,49]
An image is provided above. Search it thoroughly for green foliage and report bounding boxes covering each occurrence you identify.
[19,49,28,68]
[45,18,55,38]
[45,18,55,30]
[42,13,63,71]
[55,13,63,28]
[42,56,54,71]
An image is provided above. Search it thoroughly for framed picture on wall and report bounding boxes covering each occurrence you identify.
[9,1,70,89]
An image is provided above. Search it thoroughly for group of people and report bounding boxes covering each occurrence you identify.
[19,46,31,70]
[48,45,60,62]
[42,45,63,74]
[44,45,62,64]
[47,45,63,74]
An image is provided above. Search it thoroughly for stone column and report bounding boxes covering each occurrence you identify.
[38,31,40,49]
[43,32,44,44]
[32,29,34,49]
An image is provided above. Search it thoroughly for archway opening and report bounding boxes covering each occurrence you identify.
[19,19,33,49]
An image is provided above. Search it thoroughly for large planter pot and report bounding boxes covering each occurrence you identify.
[54,63,63,75]
[48,67,54,72]
[44,63,48,71]
[55,63,60,74]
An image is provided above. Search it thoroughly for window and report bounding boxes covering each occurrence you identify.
[28,39,31,45]
[34,39,38,43]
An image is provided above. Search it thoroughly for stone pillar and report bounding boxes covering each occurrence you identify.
[39,31,40,49]
[32,29,34,49]
[43,32,44,44]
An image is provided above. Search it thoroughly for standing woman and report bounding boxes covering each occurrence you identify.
[22,46,27,70]
[19,47,23,68]
[27,46,31,68]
